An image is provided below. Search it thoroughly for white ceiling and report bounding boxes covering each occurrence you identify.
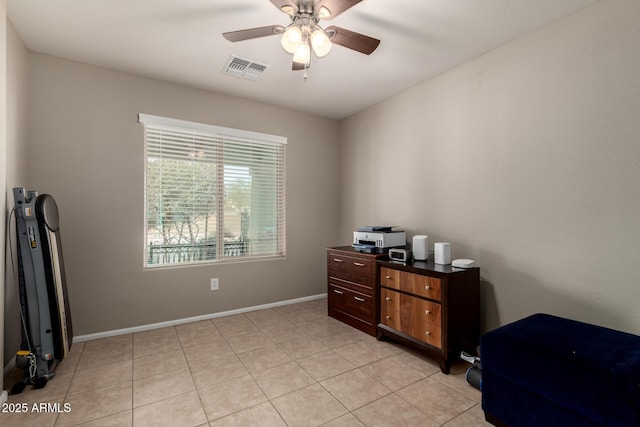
[8,0,597,119]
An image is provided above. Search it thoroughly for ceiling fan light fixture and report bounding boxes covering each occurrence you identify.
[293,38,311,68]
[224,0,380,76]
[317,6,332,19]
[311,28,332,57]
[280,25,302,54]
[281,5,295,15]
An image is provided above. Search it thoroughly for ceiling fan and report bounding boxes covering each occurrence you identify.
[223,0,380,72]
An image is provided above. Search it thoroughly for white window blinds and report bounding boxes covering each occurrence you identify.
[139,114,286,267]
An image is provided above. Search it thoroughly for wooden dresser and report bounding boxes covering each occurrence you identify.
[377,259,480,373]
[327,246,387,336]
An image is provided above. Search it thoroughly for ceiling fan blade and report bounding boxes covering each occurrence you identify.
[223,25,284,42]
[326,26,380,55]
[268,0,298,16]
[316,0,363,20]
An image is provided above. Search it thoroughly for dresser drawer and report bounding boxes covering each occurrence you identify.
[328,252,374,289]
[380,288,441,326]
[380,268,441,302]
[328,282,374,323]
[380,287,401,312]
[380,308,442,349]
[410,274,442,302]
[408,296,441,326]
[380,267,400,288]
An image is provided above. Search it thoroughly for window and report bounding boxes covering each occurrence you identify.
[138,114,286,267]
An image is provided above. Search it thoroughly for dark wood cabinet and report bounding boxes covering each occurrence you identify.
[327,246,387,336]
[377,259,480,373]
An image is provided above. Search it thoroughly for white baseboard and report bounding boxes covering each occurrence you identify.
[73,293,327,343]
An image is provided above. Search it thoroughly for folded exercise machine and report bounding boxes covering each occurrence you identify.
[10,188,73,393]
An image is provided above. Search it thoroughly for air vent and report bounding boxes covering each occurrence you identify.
[223,55,269,81]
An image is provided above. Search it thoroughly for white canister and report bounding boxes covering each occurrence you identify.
[412,235,429,261]
[434,242,451,265]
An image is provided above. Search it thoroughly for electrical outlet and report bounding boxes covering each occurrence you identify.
[210,278,219,291]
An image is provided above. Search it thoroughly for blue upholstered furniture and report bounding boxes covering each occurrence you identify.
[481,313,640,427]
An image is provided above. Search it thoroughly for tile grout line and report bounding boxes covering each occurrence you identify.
[185,318,227,426]
[263,307,353,427]
[230,307,352,426]
[242,310,308,426]
[56,340,85,426]
[243,307,394,426]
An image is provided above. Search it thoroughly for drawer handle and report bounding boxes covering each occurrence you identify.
[354,296,365,302]
[385,297,391,301]
[385,275,391,280]
[333,258,344,263]
[386,315,391,320]
[333,289,344,295]
[353,262,365,267]
[425,285,431,290]
[425,310,431,315]
[425,331,431,336]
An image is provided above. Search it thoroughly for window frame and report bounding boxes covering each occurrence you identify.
[139,113,287,269]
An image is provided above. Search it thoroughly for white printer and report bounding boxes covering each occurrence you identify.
[352,226,406,254]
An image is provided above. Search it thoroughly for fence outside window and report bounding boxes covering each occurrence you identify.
[147,240,248,265]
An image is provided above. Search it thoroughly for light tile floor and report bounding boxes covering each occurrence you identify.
[1,298,491,427]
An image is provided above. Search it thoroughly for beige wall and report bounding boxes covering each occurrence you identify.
[27,54,341,335]
[340,0,640,334]
[6,0,640,357]
[2,21,30,368]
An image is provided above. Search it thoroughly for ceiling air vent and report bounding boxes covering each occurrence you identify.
[223,55,269,81]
